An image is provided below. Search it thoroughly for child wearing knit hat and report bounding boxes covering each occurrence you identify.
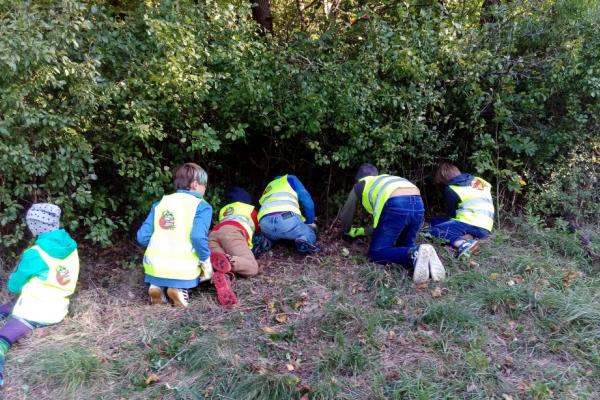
[0,203,79,386]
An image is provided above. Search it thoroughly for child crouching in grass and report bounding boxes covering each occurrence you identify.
[137,162,216,307]
[0,203,79,386]
[430,163,495,259]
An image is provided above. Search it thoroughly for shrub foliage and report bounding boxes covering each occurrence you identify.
[1,0,598,248]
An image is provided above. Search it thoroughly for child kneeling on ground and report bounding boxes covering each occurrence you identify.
[137,163,235,307]
[0,203,79,386]
[339,164,446,284]
[207,187,262,307]
[209,186,261,278]
[430,163,495,259]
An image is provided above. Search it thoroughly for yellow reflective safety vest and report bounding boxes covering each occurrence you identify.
[359,174,418,228]
[218,202,256,248]
[449,177,494,231]
[143,192,203,280]
[12,245,79,324]
[258,175,304,221]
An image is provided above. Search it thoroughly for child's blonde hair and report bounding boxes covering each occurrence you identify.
[435,163,461,185]
[174,163,208,190]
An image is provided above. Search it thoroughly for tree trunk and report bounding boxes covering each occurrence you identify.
[251,0,273,34]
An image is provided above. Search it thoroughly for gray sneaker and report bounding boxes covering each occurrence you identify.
[412,245,431,284]
[425,245,446,282]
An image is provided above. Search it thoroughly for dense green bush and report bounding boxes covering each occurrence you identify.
[1,0,598,250]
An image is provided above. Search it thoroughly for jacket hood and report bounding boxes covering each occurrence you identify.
[448,173,474,187]
[225,186,252,205]
[35,229,77,259]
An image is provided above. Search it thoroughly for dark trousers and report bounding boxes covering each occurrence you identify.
[429,219,490,245]
[368,196,424,268]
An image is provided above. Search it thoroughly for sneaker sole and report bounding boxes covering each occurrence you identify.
[213,272,238,308]
[413,246,430,284]
[148,286,165,305]
[458,241,480,261]
[211,252,232,274]
[295,239,320,254]
[166,288,188,307]
[427,246,446,282]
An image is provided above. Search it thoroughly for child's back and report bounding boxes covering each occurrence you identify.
[0,203,79,386]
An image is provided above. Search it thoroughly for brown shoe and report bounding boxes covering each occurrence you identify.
[148,285,167,305]
[166,287,189,307]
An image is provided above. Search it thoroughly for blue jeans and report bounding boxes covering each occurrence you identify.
[429,219,490,245]
[259,212,317,250]
[368,196,424,268]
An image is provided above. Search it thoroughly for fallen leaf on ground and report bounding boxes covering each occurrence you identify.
[415,281,429,290]
[563,271,580,286]
[386,371,400,381]
[431,287,443,298]
[298,384,311,394]
[145,373,160,386]
[274,313,288,324]
[294,292,309,310]
[263,296,276,313]
[469,261,479,268]
[262,326,275,334]
[502,394,514,400]
[286,363,295,371]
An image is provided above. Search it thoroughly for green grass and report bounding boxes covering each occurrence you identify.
[419,302,477,331]
[4,219,599,399]
[27,344,112,393]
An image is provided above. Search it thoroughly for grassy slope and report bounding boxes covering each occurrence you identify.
[1,219,599,400]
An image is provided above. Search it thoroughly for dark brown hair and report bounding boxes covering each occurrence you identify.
[435,163,461,185]
[174,163,208,190]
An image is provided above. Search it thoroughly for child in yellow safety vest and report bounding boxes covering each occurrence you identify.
[137,162,220,307]
[209,187,261,277]
[0,203,79,386]
[256,174,319,255]
[430,163,495,259]
[207,187,262,307]
[339,164,446,284]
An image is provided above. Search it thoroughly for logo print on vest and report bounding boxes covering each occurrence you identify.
[472,178,485,190]
[56,265,71,286]
[159,210,176,230]
[223,206,235,217]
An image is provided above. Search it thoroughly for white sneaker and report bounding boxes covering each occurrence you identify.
[412,245,431,284]
[167,288,189,307]
[424,244,446,282]
[148,284,167,305]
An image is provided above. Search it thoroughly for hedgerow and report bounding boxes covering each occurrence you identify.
[1,0,598,249]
